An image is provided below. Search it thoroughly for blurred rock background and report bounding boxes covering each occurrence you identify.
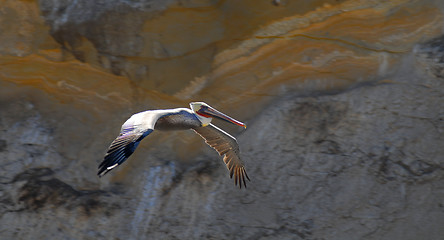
[1,0,443,239]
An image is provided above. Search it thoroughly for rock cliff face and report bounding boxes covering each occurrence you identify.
[1,0,443,239]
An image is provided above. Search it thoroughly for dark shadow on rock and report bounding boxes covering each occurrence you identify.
[13,168,120,216]
[0,139,6,152]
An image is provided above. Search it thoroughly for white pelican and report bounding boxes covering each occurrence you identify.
[98,102,250,188]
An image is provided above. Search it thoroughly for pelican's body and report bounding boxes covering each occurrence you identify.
[98,102,250,188]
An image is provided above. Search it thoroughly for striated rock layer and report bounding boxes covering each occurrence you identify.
[1,0,443,239]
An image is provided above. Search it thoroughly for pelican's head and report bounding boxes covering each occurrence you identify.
[190,102,246,128]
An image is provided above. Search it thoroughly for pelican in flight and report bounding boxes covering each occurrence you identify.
[98,102,250,188]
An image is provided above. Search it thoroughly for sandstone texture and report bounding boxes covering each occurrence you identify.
[0,0,443,239]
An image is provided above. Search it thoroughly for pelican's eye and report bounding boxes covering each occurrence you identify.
[196,105,211,118]
[198,105,208,112]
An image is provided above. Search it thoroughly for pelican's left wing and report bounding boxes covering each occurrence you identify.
[98,126,153,177]
[192,124,250,188]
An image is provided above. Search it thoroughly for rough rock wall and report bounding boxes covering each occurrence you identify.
[1,0,443,239]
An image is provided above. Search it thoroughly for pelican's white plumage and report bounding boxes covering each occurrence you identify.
[98,102,249,188]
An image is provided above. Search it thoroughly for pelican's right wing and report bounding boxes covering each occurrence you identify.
[192,124,250,188]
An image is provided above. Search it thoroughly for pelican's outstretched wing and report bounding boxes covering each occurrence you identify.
[193,124,250,188]
[98,127,153,177]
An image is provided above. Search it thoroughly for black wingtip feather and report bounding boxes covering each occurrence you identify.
[231,167,250,189]
[245,170,250,181]
[98,130,153,177]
